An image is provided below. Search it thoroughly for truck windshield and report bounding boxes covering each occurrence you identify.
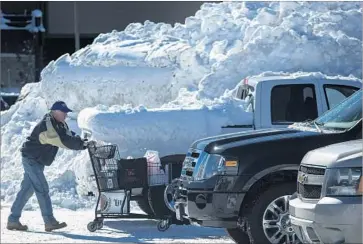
[315,89,362,131]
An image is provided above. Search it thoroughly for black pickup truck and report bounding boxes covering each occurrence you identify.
[173,89,362,244]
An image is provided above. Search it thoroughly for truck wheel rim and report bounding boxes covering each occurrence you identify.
[164,179,179,212]
[262,195,299,244]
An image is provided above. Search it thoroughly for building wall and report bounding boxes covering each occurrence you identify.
[1,1,207,87]
[0,1,41,13]
[46,1,205,36]
[1,53,35,88]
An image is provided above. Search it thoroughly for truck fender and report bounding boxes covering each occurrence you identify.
[236,164,299,217]
[241,164,299,193]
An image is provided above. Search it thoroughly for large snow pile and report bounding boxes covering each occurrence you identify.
[1,1,362,210]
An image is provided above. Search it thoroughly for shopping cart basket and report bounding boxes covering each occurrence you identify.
[86,142,182,232]
[86,143,155,232]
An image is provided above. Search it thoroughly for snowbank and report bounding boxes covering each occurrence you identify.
[41,38,207,111]
[1,2,362,210]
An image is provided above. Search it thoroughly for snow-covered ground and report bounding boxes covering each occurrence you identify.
[1,0,362,223]
[1,206,233,243]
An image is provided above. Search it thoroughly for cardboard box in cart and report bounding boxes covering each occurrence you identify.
[99,191,130,214]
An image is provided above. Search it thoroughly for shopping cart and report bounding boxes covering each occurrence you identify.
[85,142,180,232]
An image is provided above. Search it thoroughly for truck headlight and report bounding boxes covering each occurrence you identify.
[195,154,239,180]
[324,168,362,196]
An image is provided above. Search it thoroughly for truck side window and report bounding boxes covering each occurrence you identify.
[271,84,318,124]
[323,85,359,110]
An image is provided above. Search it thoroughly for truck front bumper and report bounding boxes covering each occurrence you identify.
[289,196,362,244]
[175,187,245,228]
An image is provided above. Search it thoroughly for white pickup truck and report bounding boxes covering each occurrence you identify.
[79,72,362,217]
[222,73,361,133]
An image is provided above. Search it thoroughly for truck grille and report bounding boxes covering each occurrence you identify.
[297,165,326,200]
[180,149,201,180]
[299,165,325,175]
[298,183,322,199]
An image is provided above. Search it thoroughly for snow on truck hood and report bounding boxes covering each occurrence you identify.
[1,2,362,209]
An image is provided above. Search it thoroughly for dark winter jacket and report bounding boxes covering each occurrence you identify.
[20,112,85,166]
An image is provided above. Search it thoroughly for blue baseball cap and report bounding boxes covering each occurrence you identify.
[50,101,73,113]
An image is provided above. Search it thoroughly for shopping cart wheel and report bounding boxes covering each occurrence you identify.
[157,219,170,232]
[97,220,104,229]
[87,222,98,232]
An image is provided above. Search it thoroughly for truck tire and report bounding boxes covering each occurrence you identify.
[226,228,251,244]
[136,188,155,216]
[148,185,172,217]
[146,154,185,218]
[244,182,297,244]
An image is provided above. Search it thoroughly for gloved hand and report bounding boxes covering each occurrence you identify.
[88,140,97,146]
[82,139,88,149]
[83,139,96,149]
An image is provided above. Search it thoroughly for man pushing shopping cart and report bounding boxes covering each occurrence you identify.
[7,101,95,232]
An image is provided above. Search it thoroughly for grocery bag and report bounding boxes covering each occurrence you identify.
[144,150,169,186]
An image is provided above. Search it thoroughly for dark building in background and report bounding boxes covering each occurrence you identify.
[1,1,206,89]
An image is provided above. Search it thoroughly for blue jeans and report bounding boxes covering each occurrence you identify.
[8,157,55,225]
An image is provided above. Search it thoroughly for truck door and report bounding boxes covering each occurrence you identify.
[261,81,322,128]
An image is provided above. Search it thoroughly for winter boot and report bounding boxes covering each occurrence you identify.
[7,221,28,231]
[45,220,67,232]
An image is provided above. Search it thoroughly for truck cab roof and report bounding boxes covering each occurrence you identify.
[235,72,361,97]
[302,139,362,168]
[239,72,361,88]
